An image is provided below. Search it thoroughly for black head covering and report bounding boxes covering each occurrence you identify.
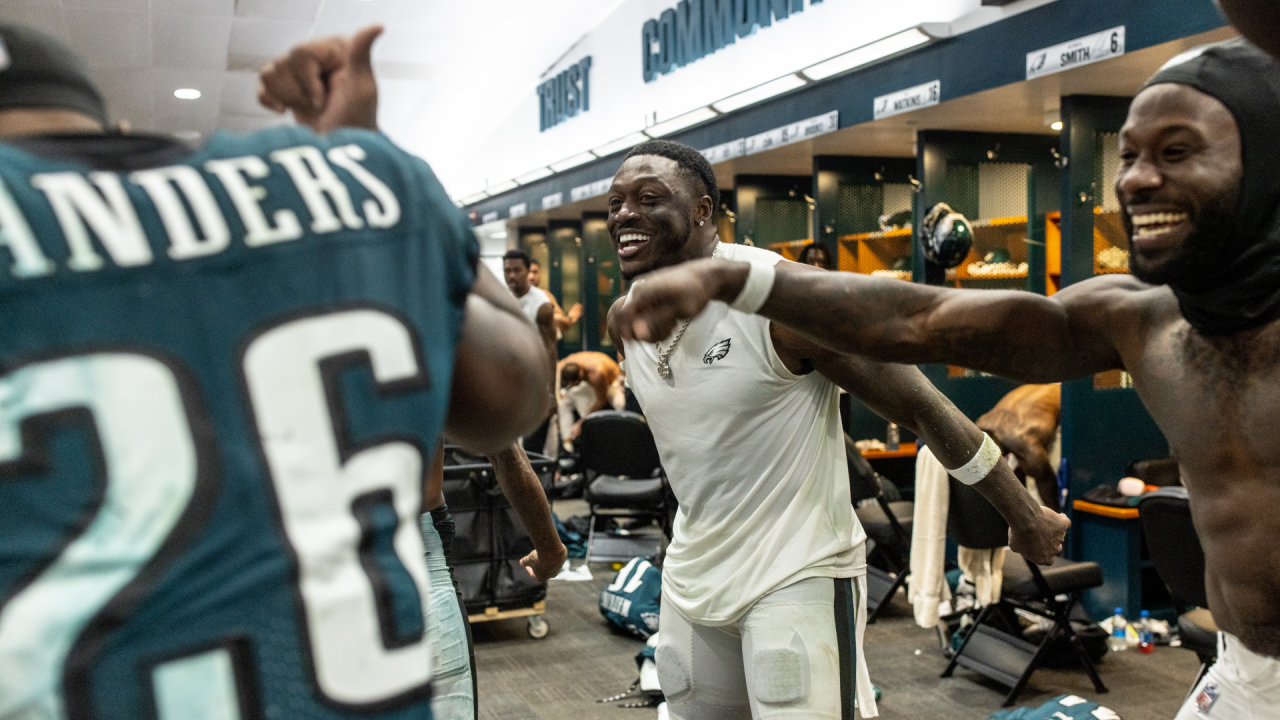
[1142,40,1280,335]
[0,24,108,127]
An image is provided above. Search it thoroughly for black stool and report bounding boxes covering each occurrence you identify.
[942,478,1108,706]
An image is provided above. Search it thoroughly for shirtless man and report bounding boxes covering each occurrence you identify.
[558,351,623,442]
[977,384,1062,512]
[604,139,1067,719]
[529,259,584,335]
[614,42,1280,719]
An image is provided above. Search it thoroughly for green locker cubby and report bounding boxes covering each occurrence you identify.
[733,175,812,250]
[813,156,916,279]
[910,130,1061,431]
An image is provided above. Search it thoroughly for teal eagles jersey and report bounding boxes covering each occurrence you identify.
[0,127,479,720]
[599,557,661,640]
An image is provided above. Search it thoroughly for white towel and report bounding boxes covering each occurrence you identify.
[958,547,1005,607]
[908,447,1006,627]
[908,446,952,628]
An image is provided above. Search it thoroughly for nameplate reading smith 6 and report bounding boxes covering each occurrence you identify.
[1026,26,1125,80]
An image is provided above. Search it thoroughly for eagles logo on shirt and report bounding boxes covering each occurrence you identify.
[704,338,731,365]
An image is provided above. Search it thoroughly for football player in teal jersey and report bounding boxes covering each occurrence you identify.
[0,23,551,720]
[256,28,568,720]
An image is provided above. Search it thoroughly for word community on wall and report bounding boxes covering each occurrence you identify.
[642,0,827,82]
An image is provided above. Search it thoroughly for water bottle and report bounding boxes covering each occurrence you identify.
[1109,608,1128,653]
[886,422,900,451]
[1138,610,1155,654]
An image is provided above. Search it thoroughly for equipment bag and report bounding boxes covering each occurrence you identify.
[599,557,662,639]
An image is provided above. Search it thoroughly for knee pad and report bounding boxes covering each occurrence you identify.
[655,644,691,699]
[752,633,810,705]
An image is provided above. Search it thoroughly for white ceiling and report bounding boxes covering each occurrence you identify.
[0,0,628,196]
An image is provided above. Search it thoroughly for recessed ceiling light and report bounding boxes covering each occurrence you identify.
[1051,121,1064,131]
[174,88,202,100]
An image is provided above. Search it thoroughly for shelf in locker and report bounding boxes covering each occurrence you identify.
[839,227,913,277]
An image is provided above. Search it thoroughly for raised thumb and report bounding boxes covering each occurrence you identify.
[350,24,383,74]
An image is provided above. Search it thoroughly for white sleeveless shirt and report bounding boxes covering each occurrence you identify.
[623,243,866,625]
[516,285,551,324]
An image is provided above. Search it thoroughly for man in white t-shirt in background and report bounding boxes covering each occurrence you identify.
[504,249,558,454]
[604,140,1070,720]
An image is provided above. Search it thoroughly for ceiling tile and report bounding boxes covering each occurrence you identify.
[234,0,321,21]
[152,67,224,132]
[64,0,149,13]
[89,68,155,129]
[153,0,235,15]
[65,10,151,69]
[229,17,312,59]
[311,0,408,33]
[219,70,276,116]
[153,12,233,69]
[0,1,69,40]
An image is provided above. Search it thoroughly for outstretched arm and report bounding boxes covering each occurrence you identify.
[488,444,567,582]
[615,259,1134,383]
[774,327,1069,565]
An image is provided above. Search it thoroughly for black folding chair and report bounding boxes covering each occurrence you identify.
[845,433,914,623]
[578,411,671,563]
[942,477,1108,706]
[1139,486,1217,694]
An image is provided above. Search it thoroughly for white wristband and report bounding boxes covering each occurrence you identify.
[727,260,776,314]
[946,433,1002,486]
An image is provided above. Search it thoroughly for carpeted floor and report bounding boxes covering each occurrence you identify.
[471,501,1201,719]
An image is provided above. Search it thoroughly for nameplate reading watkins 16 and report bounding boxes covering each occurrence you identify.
[874,80,940,120]
[1026,27,1125,80]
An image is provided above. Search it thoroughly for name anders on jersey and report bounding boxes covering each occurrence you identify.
[0,142,403,279]
[703,338,731,365]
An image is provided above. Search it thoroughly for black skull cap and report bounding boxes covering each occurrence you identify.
[0,23,107,127]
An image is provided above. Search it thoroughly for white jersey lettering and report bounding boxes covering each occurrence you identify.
[130,166,231,260]
[204,156,303,247]
[270,146,365,234]
[328,145,401,229]
[30,172,151,271]
[0,175,53,277]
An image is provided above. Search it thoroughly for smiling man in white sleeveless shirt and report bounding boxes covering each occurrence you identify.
[605,140,1071,720]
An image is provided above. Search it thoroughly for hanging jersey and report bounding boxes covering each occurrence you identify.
[0,127,479,720]
[622,243,866,626]
[516,285,551,325]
